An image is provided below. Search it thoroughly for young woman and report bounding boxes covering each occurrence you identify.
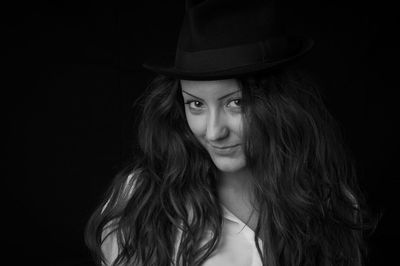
[85,1,370,265]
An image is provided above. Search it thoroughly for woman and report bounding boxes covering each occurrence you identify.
[85,0,369,265]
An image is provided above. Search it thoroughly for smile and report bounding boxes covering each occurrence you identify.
[210,144,241,155]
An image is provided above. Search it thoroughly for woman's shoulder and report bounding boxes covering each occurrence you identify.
[100,168,142,265]
[101,221,119,266]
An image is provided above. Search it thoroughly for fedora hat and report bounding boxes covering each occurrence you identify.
[143,0,314,80]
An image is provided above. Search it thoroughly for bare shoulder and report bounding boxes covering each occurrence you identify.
[100,169,141,265]
[101,220,119,266]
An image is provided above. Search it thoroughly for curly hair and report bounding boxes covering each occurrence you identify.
[85,69,370,266]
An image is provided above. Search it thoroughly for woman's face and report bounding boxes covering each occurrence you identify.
[180,79,246,173]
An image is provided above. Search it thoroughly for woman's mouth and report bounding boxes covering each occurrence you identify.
[210,144,241,155]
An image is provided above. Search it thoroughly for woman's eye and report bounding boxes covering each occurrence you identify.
[227,99,242,108]
[185,100,204,109]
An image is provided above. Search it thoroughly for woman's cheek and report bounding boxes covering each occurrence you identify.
[234,115,244,138]
[186,113,206,137]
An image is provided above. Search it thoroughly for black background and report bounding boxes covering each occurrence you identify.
[4,0,398,265]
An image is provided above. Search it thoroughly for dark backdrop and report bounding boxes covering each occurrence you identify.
[4,0,398,265]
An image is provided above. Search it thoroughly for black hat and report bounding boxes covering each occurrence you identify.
[143,0,314,80]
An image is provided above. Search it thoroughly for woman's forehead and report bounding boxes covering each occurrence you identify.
[180,79,241,97]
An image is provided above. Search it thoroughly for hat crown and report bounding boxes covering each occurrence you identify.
[143,0,313,80]
[179,0,284,51]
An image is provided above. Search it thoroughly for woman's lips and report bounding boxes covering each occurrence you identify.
[210,144,241,155]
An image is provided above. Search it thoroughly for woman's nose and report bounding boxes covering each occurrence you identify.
[206,111,229,141]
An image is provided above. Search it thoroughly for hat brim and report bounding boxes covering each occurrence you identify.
[143,38,314,80]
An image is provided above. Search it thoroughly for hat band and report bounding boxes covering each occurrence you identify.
[175,37,299,72]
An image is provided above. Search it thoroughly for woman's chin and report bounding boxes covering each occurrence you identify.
[211,156,246,173]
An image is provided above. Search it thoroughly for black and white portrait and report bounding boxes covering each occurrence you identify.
[4,0,397,265]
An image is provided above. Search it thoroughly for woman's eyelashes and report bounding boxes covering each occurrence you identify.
[185,100,205,110]
[227,99,241,108]
[184,98,242,113]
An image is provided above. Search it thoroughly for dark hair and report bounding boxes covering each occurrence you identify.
[85,69,370,266]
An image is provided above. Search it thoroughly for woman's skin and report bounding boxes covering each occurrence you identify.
[180,79,258,230]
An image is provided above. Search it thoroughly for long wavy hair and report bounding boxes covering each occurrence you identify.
[85,69,371,266]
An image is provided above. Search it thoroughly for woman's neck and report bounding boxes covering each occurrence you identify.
[217,168,258,230]
[218,167,252,189]
[217,168,253,206]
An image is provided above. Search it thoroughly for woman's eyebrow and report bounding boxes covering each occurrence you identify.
[182,90,241,101]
